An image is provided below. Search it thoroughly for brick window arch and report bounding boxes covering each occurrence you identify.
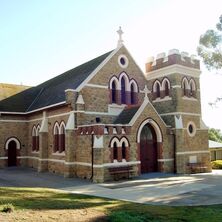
[111,80,117,103]
[53,122,60,152]
[36,125,40,151]
[32,126,37,151]
[153,80,161,99]
[113,142,118,160]
[162,78,170,97]
[122,141,126,159]
[182,77,189,97]
[129,80,138,105]
[121,77,126,104]
[59,122,66,152]
[189,79,196,97]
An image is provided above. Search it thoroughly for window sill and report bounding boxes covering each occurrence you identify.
[113,159,127,163]
[182,96,197,101]
[153,96,172,103]
[31,151,39,154]
[52,151,65,156]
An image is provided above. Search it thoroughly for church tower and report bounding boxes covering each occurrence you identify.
[145,50,211,173]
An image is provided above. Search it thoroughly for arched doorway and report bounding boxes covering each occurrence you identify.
[140,123,158,173]
[8,140,17,166]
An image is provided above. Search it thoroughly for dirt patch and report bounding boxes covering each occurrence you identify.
[0,209,108,222]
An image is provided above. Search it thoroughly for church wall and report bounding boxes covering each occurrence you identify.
[0,120,28,167]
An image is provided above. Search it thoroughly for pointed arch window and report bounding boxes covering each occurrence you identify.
[122,142,126,159]
[121,77,126,104]
[156,83,161,98]
[32,125,40,152]
[113,142,118,160]
[164,81,169,96]
[36,125,40,151]
[32,126,37,151]
[59,123,66,152]
[53,123,59,152]
[182,77,189,97]
[189,79,196,97]
[111,80,117,103]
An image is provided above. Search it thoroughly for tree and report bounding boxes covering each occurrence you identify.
[209,128,222,143]
[197,15,222,70]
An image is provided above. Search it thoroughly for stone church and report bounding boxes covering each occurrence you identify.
[0,28,211,182]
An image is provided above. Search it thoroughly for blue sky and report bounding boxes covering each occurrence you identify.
[0,0,222,130]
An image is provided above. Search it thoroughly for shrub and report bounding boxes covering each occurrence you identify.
[108,211,147,222]
[211,160,222,169]
[1,203,14,213]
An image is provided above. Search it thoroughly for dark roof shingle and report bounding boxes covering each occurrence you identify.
[0,50,113,112]
[114,106,140,124]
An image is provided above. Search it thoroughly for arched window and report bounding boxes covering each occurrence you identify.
[163,80,169,96]
[113,142,118,160]
[122,142,126,159]
[53,123,59,152]
[59,122,66,152]
[121,77,126,104]
[182,77,189,97]
[36,125,40,151]
[111,80,117,103]
[32,126,37,151]
[156,83,161,98]
[189,79,196,97]
[153,80,161,99]
[130,84,135,104]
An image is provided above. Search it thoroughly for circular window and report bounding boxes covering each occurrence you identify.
[187,122,196,137]
[118,55,129,68]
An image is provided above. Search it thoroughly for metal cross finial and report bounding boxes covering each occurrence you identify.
[117,26,124,47]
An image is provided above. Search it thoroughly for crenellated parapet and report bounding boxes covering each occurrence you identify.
[145,49,200,73]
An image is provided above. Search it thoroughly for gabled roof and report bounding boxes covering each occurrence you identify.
[0,50,113,113]
[114,106,140,124]
[209,140,222,149]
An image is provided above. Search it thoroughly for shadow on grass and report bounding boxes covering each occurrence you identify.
[1,187,222,222]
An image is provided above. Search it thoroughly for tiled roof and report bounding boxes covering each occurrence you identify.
[114,106,140,124]
[0,50,113,112]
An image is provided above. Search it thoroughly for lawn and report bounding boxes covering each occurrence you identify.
[0,187,222,222]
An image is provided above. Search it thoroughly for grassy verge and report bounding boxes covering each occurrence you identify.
[0,187,222,222]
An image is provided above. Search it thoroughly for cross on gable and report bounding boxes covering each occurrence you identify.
[117,26,124,47]
[142,85,150,100]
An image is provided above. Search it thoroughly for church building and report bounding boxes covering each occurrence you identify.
[0,28,211,182]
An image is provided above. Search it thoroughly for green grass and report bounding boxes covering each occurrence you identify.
[1,187,222,222]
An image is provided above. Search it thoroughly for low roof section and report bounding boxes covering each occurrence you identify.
[209,140,222,149]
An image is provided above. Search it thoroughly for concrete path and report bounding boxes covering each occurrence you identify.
[0,167,222,206]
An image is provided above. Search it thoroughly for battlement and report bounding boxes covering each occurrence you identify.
[145,49,200,73]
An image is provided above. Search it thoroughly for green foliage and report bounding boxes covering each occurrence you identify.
[211,160,222,169]
[1,203,14,213]
[197,15,222,70]
[209,128,222,142]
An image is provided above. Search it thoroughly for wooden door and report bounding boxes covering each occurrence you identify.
[8,141,17,167]
[140,123,157,173]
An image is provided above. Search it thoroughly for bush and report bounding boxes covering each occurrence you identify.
[108,211,147,222]
[211,160,222,169]
[1,203,14,213]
